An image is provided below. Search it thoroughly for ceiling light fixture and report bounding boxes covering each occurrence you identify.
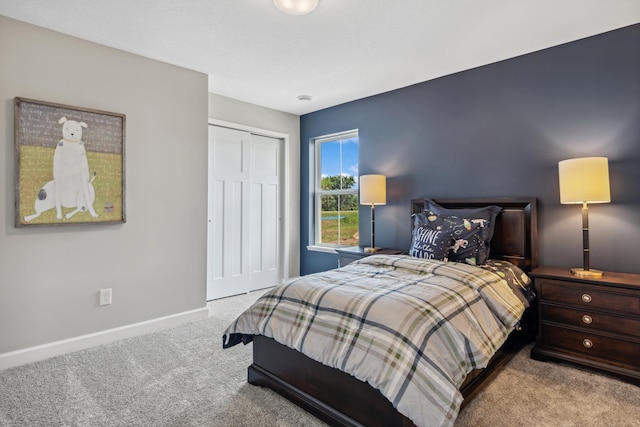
[273,0,318,15]
[297,94,313,101]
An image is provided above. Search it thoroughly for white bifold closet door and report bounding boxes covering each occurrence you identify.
[207,125,284,300]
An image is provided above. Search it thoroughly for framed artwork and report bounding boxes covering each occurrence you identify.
[14,97,126,227]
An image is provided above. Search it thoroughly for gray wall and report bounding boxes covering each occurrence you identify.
[300,24,640,276]
[0,17,208,354]
[208,93,301,278]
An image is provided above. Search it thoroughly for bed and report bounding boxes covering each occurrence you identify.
[223,198,538,427]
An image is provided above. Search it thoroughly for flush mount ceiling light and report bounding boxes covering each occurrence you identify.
[297,94,313,101]
[273,0,318,15]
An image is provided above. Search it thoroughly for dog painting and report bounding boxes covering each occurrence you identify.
[23,117,99,222]
[15,98,126,227]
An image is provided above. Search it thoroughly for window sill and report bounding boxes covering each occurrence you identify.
[306,245,340,254]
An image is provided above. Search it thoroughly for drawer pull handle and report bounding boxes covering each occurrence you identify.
[582,315,593,324]
[583,339,593,349]
[581,294,592,303]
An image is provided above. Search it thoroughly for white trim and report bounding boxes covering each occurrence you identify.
[0,307,208,370]
[312,130,359,247]
[306,245,338,254]
[208,118,288,141]
[314,129,358,144]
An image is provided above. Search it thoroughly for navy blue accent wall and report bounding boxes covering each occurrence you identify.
[300,24,640,276]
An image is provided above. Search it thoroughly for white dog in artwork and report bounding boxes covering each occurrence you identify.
[23,117,99,222]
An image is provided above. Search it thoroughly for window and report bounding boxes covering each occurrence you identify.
[313,130,359,248]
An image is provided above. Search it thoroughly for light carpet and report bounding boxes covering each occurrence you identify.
[1,291,638,427]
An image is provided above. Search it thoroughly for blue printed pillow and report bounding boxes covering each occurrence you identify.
[445,216,488,265]
[424,200,502,264]
[409,213,454,260]
[414,211,492,265]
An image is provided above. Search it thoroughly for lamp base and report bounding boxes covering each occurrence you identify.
[570,268,603,278]
[363,247,381,254]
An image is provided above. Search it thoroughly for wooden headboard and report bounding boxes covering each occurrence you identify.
[411,198,538,272]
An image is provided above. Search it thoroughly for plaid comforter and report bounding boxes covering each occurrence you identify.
[223,255,526,427]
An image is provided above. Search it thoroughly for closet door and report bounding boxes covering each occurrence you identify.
[207,126,252,299]
[249,134,283,291]
[207,126,284,300]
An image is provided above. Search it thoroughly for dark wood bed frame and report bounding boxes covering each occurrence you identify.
[247,198,538,427]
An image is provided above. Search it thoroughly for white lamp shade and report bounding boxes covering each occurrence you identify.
[558,157,610,204]
[360,175,386,205]
[273,0,318,15]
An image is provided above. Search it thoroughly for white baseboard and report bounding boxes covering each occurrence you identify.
[0,307,209,371]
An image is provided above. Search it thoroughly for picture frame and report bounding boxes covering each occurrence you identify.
[14,97,126,227]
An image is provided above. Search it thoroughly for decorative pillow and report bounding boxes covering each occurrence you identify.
[414,211,491,265]
[409,213,454,260]
[443,215,487,265]
[424,199,502,264]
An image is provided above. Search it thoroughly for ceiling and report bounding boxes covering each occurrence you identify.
[1,1,639,115]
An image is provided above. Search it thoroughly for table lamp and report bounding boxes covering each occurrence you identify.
[558,157,610,278]
[360,174,386,253]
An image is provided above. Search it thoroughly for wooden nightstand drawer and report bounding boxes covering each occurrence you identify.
[539,280,640,315]
[531,267,640,385]
[541,304,640,338]
[541,324,640,370]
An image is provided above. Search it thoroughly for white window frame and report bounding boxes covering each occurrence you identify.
[308,130,359,253]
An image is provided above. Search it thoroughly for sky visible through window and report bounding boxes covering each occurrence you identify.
[320,137,359,188]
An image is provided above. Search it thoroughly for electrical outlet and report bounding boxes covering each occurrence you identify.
[99,288,112,306]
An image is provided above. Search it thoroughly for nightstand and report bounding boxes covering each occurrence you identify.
[335,247,405,268]
[530,267,640,385]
